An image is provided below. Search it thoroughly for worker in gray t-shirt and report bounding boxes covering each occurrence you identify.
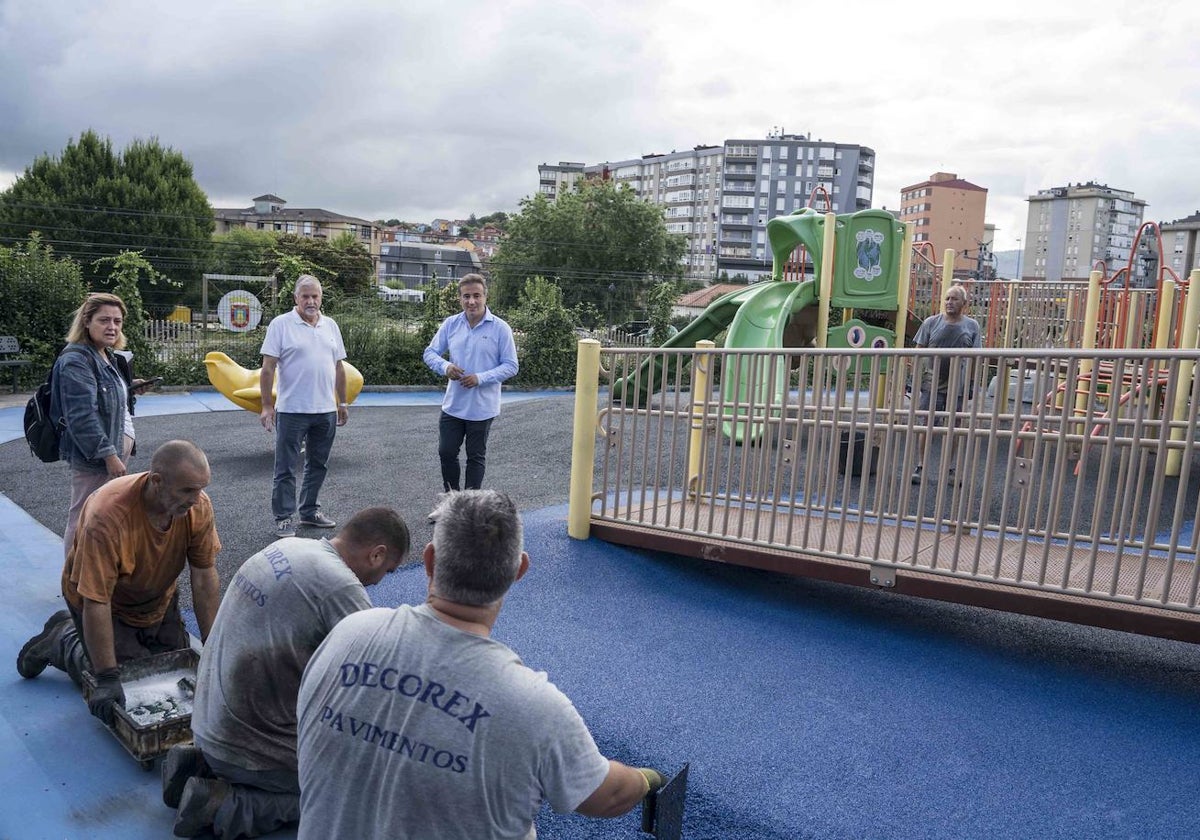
[164,507,411,839]
[911,284,981,485]
[297,490,666,840]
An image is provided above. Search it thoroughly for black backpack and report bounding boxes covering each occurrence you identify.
[24,376,62,463]
[23,346,92,463]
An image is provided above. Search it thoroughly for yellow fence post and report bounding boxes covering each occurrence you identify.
[816,212,836,348]
[1075,271,1103,418]
[568,340,602,540]
[999,280,1021,409]
[1149,279,1177,421]
[688,340,715,498]
[1166,270,1200,476]
[889,222,915,407]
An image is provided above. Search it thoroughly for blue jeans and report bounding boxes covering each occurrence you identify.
[438,411,494,491]
[272,412,337,520]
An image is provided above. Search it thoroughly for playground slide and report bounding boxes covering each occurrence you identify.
[609,284,766,402]
[721,280,817,443]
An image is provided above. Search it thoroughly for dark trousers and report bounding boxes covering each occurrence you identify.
[201,750,300,839]
[438,411,494,491]
[272,412,337,520]
[59,591,189,686]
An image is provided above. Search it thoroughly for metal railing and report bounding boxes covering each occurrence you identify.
[571,343,1200,620]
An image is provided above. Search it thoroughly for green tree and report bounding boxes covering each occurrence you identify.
[208,227,279,277]
[489,180,685,323]
[476,211,509,228]
[646,279,681,344]
[262,233,375,298]
[0,130,214,303]
[0,233,87,382]
[507,276,576,387]
[93,250,166,369]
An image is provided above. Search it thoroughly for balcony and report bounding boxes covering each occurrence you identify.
[665,159,696,172]
[665,174,696,188]
[724,145,759,159]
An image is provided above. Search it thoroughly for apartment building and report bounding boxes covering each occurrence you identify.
[899,172,987,276]
[545,132,875,282]
[537,162,587,201]
[378,240,481,290]
[586,145,725,279]
[212,194,383,274]
[1023,183,1147,282]
[716,134,874,280]
[1160,210,1200,280]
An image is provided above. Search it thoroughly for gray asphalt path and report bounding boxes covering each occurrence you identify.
[0,397,579,609]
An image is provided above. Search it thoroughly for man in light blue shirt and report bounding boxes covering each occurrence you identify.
[422,274,518,491]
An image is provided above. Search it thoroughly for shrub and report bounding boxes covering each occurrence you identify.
[0,234,87,384]
[506,276,577,387]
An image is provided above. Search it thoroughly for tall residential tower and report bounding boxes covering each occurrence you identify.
[1024,182,1146,281]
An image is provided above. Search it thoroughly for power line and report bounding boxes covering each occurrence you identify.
[0,198,706,256]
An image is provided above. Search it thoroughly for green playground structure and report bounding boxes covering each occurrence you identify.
[610,207,912,443]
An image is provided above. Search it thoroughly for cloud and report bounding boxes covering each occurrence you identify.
[2,0,1198,246]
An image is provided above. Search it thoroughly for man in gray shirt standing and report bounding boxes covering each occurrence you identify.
[910,284,982,484]
[165,507,411,838]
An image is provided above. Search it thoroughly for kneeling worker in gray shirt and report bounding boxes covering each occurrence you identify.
[296,490,664,839]
[166,506,411,838]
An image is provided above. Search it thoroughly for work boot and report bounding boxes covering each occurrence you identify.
[162,743,209,809]
[16,610,72,679]
[173,776,230,837]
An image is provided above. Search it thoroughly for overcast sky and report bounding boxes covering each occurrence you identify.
[2,0,1197,251]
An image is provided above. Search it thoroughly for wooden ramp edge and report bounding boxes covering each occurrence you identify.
[590,520,1200,645]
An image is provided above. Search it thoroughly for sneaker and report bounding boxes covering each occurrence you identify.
[275,517,296,539]
[299,511,336,528]
[162,743,208,809]
[911,465,923,485]
[173,777,230,837]
[17,610,72,679]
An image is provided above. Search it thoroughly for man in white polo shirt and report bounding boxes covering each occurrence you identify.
[422,274,518,492]
[260,275,349,538]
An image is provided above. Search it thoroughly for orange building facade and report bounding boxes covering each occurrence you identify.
[899,172,987,276]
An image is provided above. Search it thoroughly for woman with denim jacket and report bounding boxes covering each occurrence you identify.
[50,293,150,556]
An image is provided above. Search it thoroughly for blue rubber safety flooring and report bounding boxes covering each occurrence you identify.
[4,392,1200,839]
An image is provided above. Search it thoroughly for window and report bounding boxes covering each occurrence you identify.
[303,221,312,236]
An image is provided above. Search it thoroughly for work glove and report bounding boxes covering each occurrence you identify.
[637,767,665,796]
[88,667,125,726]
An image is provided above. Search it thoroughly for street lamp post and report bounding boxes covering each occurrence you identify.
[1015,237,1023,281]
